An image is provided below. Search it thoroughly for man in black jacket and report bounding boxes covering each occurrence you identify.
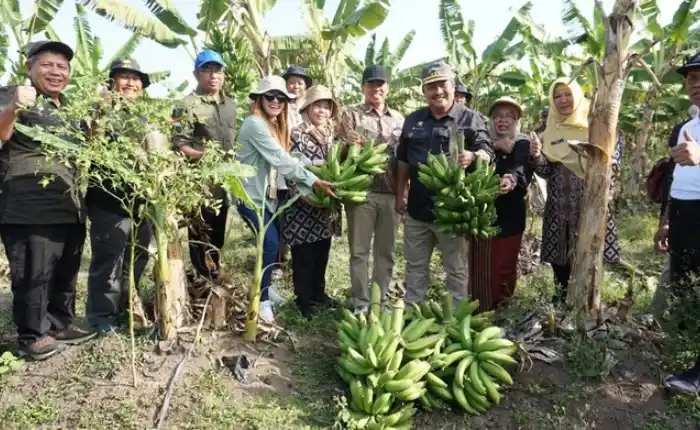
[396,61,494,304]
[656,52,700,394]
[0,41,96,360]
[85,58,153,333]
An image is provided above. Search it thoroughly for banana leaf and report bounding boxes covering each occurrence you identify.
[15,123,82,154]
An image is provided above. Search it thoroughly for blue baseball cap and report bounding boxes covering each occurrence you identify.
[194,50,225,69]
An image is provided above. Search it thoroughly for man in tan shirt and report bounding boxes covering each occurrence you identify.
[338,65,404,312]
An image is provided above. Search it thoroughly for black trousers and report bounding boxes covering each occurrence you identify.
[552,263,571,293]
[86,203,152,327]
[291,238,332,308]
[188,202,229,279]
[669,199,700,292]
[0,223,86,345]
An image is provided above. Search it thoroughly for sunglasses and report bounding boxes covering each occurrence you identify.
[263,92,289,102]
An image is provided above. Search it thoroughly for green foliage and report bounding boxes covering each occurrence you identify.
[0,351,22,375]
[16,75,254,240]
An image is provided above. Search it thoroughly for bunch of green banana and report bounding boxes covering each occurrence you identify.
[337,284,420,429]
[349,138,391,175]
[400,294,518,416]
[417,152,501,239]
[305,139,388,208]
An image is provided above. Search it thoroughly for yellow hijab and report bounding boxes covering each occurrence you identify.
[542,78,589,178]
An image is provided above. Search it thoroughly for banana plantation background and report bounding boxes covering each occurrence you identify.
[2,0,697,199]
[1,0,700,429]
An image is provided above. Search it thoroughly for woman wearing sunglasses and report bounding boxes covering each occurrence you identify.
[236,75,335,323]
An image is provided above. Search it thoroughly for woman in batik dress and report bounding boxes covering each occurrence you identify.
[283,85,341,318]
[530,78,621,302]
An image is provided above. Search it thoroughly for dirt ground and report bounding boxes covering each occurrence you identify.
[0,213,697,429]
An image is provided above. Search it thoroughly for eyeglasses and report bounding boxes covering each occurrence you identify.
[199,67,224,76]
[263,92,289,102]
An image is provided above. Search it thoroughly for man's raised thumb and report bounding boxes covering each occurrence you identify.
[684,129,695,144]
[23,78,31,87]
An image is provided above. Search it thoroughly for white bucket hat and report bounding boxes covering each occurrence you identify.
[249,75,296,100]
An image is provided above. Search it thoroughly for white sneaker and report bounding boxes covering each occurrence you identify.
[259,300,275,324]
[268,284,287,307]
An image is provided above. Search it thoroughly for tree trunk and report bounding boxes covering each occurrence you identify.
[154,220,189,340]
[567,0,637,315]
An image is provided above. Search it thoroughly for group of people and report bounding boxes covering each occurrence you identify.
[0,37,657,370]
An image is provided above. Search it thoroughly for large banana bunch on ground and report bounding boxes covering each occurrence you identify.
[337,285,421,429]
[306,140,389,208]
[402,294,518,415]
[417,153,500,239]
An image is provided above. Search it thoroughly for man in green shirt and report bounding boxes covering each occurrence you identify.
[172,50,236,280]
[0,41,97,360]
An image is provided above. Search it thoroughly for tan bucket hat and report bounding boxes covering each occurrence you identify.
[489,96,523,118]
[249,75,296,100]
[298,85,339,117]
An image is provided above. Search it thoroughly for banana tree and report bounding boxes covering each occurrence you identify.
[29,4,170,87]
[623,0,700,196]
[1,0,192,83]
[437,0,543,112]
[16,75,255,341]
[270,0,392,95]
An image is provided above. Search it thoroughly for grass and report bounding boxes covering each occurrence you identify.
[0,209,696,429]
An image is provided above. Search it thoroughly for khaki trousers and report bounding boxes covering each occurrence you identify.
[403,215,468,304]
[346,192,399,307]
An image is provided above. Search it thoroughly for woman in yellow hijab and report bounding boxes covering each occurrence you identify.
[531,78,622,303]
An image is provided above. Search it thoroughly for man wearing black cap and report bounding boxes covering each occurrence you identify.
[655,52,700,394]
[338,65,405,312]
[396,61,494,305]
[173,49,236,281]
[0,40,96,360]
[454,85,472,106]
[283,65,312,127]
[85,57,153,333]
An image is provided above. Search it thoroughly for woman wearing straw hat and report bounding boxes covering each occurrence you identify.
[236,75,335,323]
[282,85,342,318]
[469,96,532,311]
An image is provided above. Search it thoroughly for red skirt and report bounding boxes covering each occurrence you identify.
[468,233,523,311]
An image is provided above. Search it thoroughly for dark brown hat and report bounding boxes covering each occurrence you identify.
[109,57,150,88]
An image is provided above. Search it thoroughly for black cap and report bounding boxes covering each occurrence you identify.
[455,85,471,96]
[282,65,312,87]
[24,40,74,62]
[362,65,388,83]
[109,57,150,88]
[677,51,700,76]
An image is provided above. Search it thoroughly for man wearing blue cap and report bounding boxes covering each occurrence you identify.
[396,61,494,305]
[173,50,236,281]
